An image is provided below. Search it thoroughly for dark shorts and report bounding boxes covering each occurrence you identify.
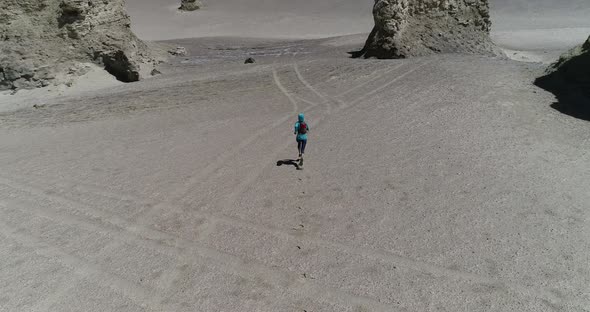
[297,139,307,155]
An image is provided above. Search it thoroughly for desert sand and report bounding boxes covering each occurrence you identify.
[0,1,589,311]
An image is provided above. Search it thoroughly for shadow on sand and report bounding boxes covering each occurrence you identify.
[535,78,590,122]
[276,159,301,170]
[550,98,590,122]
[534,44,590,122]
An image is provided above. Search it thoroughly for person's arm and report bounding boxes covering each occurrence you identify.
[294,123,298,135]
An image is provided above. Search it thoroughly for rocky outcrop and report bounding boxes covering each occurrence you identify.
[535,36,590,120]
[351,0,500,59]
[540,36,590,90]
[169,47,188,56]
[0,0,154,91]
[179,0,202,11]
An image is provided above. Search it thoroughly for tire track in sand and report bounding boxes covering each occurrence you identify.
[343,59,437,110]
[293,63,338,113]
[194,66,327,238]
[0,179,396,312]
[336,62,406,99]
[0,203,166,312]
[0,175,568,310]
[4,59,564,311]
[141,67,305,205]
[134,65,324,231]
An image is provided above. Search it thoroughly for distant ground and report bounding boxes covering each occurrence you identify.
[125,0,374,41]
[489,0,590,63]
[490,0,590,29]
[124,0,590,63]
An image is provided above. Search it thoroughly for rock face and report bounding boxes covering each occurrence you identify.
[351,0,499,59]
[0,0,153,91]
[540,36,590,90]
[169,47,188,56]
[535,36,590,120]
[179,0,202,11]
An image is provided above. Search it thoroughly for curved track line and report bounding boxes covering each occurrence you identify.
[168,65,329,242]
[2,58,568,309]
[206,64,332,219]
[273,67,300,113]
[166,115,292,202]
[336,62,405,98]
[214,106,323,212]
[0,213,166,312]
[293,63,335,113]
[159,67,300,204]
[345,60,436,110]
[138,65,323,232]
[0,180,396,312]
[14,61,417,219]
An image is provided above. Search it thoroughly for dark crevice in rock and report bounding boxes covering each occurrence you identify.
[0,67,11,91]
[58,2,86,28]
[97,51,140,83]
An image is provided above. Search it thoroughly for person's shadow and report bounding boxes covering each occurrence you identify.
[276,159,301,170]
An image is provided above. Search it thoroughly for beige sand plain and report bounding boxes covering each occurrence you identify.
[0,1,589,311]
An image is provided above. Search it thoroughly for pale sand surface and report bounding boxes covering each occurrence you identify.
[492,27,590,63]
[125,0,374,41]
[0,64,122,113]
[1,2,589,312]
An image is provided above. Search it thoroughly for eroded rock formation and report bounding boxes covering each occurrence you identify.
[351,0,500,59]
[540,36,590,89]
[0,0,154,91]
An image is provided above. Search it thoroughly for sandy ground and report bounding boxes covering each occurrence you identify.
[0,35,589,311]
[1,1,590,311]
[0,64,123,113]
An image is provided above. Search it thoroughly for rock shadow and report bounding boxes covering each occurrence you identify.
[535,77,590,122]
[58,2,86,28]
[534,38,590,121]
